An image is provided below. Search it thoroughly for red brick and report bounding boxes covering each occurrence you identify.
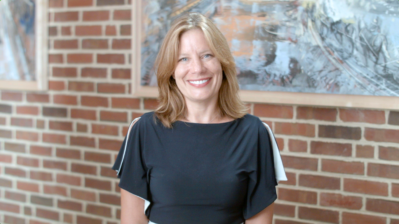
[17,156,39,167]
[30,171,53,181]
[340,109,385,124]
[56,148,81,159]
[344,179,388,196]
[92,124,118,136]
[379,146,399,161]
[0,177,12,187]
[320,193,362,209]
[342,212,386,224]
[278,188,317,204]
[288,139,307,152]
[298,207,339,224]
[120,24,131,35]
[388,111,399,126]
[2,91,23,101]
[27,93,49,103]
[58,200,82,211]
[81,96,108,107]
[356,145,374,158]
[16,106,39,115]
[274,203,295,217]
[299,174,340,190]
[54,12,79,22]
[297,107,337,121]
[54,40,78,49]
[368,163,399,179]
[0,201,20,213]
[106,25,116,36]
[85,178,111,191]
[100,111,127,122]
[71,163,97,175]
[81,67,107,78]
[43,160,67,171]
[31,195,53,207]
[4,142,25,153]
[71,109,97,120]
[49,121,73,131]
[57,174,81,186]
[61,26,72,36]
[49,0,63,8]
[281,155,318,171]
[16,131,39,141]
[276,138,284,150]
[97,54,124,64]
[11,117,33,127]
[100,193,120,205]
[392,183,399,198]
[43,185,67,196]
[84,151,111,163]
[83,10,109,21]
[30,145,52,156]
[52,67,77,77]
[111,97,140,109]
[322,159,364,175]
[68,0,92,7]
[310,141,352,157]
[49,81,65,91]
[71,189,96,201]
[99,138,122,151]
[49,26,58,36]
[97,0,124,5]
[319,125,361,140]
[367,199,399,215]
[67,54,93,63]
[43,133,66,144]
[254,104,293,119]
[36,208,59,221]
[82,39,108,49]
[68,81,94,92]
[0,154,12,163]
[30,220,51,224]
[53,94,78,105]
[17,181,39,192]
[365,128,399,144]
[76,25,102,36]
[86,204,112,217]
[70,136,95,148]
[77,123,88,132]
[5,167,26,177]
[101,166,116,177]
[0,116,5,125]
[49,54,63,63]
[5,191,26,203]
[275,122,315,137]
[77,216,102,224]
[112,39,131,49]
[113,10,131,20]
[111,68,131,79]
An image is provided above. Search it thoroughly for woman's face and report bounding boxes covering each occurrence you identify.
[174,28,223,106]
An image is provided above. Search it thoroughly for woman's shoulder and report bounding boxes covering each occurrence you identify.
[241,114,264,125]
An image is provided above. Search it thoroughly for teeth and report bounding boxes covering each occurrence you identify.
[189,79,209,85]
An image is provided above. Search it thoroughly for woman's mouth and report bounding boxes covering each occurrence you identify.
[188,78,211,87]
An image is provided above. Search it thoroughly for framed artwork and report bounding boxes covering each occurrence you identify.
[132,0,399,109]
[0,0,48,91]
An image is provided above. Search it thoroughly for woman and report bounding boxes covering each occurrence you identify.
[113,12,286,224]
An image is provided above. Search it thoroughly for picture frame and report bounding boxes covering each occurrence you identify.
[132,0,399,110]
[0,0,48,91]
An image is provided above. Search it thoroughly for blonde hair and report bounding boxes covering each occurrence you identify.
[154,12,247,128]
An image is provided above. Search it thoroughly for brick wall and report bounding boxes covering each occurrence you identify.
[0,0,399,223]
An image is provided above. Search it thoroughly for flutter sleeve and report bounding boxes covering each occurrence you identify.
[243,121,287,219]
[112,117,151,213]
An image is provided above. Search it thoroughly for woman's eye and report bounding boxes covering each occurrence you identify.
[179,57,187,62]
[203,54,212,58]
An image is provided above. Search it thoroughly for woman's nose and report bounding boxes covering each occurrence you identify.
[191,58,205,73]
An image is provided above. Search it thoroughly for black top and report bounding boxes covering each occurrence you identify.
[112,112,277,224]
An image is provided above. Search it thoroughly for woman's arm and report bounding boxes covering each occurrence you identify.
[245,202,274,224]
[120,188,149,224]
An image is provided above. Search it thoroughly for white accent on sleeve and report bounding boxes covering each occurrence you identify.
[262,122,288,183]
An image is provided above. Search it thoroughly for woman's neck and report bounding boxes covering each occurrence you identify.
[181,100,228,124]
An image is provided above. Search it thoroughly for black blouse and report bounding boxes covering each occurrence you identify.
[112,112,278,224]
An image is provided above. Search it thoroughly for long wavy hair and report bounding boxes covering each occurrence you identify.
[154,12,247,128]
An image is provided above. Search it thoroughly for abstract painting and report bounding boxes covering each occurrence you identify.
[0,0,47,90]
[133,0,399,108]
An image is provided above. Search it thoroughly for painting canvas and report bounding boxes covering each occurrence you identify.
[133,0,399,109]
[0,0,47,90]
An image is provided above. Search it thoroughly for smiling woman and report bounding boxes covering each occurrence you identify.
[113,12,287,224]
